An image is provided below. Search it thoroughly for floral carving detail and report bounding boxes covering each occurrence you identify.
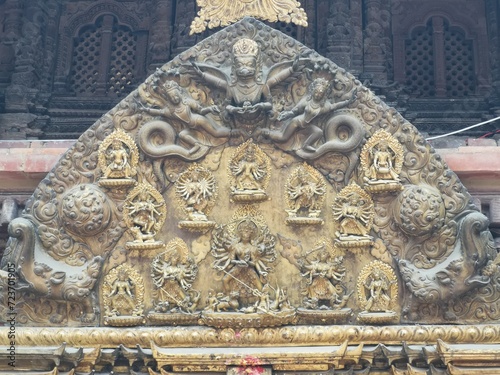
[190,0,308,34]
[394,185,445,237]
[60,184,112,237]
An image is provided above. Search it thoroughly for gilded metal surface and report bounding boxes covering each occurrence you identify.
[103,264,145,326]
[98,129,138,187]
[190,0,308,34]
[176,163,217,231]
[357,260,399,324]
[150,237,200,314]
[285,163,326,225]
[229,141,271,203]
[123,182,167,248]
[360,129,404,194]
[332,183,374,250]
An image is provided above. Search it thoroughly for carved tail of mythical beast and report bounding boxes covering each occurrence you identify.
[398,211,496,319]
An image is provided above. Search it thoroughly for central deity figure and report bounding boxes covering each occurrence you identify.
[191,38,302,130]
[212,218,276,306]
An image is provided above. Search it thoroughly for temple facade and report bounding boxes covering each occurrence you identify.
[0,0,498,139]
[1,2,500,375]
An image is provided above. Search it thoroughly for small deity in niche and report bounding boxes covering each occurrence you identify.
[336,196,370,237]
[151,239,200,313]
[233,144,264,191]
[360,129,404,193]
[285,163,326,224]
[127,190,162,240]
[176,164,217,228]
[123,184,166,248]
[357,260,398,324]
[367,141,399,182]
[142,80,233,154]
[191,38,305,129]
[229,141,271,202]
[298,239,349,310]
[108,269,136,316]
[364,269,391,312]
[260,77,357,151]
[98,129,138,187]
[103,139,134,179]
[332,183,374,250]
[212,217,276,306]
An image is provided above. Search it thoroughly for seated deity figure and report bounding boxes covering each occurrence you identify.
[232,144,265,191]
[103,139,134,179]
[366,141,400,182]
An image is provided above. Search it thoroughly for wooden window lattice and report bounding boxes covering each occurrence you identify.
[444,25,475,97]
[69,23,102,96]
[109,25,137,96]
[69,18,137,97]
[404,19,476,98]
[405,23,435,97]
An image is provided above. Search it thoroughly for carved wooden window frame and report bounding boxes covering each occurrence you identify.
[53,3,149,97]
[392,2,491,97]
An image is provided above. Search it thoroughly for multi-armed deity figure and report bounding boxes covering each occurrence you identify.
[123,184,166,249]
[191,38,304,130]
[332,183,374,250]
[176,164,217,228]
[299,244,348,310]
[151,239,200,314]
[212,218,277,307]
[285,163,326,224]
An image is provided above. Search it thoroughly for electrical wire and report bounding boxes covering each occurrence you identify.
[425,115,500,141]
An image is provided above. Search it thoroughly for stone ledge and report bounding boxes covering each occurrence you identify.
[0,141,498,193]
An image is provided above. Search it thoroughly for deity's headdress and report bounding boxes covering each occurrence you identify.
[237,218,258,236]
[232,38,259,58]
[164,80,181,93]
